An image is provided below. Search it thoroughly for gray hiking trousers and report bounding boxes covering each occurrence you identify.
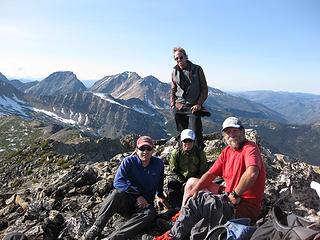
[94,189,156,240]
[170,191,234,240]
[173,107,204,149]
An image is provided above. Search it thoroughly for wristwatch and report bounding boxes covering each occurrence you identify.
[231,190,239,198]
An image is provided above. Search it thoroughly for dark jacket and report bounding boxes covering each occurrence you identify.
[170,60,208,109]
[113,155,164,203]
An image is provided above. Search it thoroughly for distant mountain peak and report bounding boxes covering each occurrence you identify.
[44,71,79,83]
[90,72,170,109]
[142,75,159,83]
[208,87,225,96]
[119,71,140,78]
[115,71,141,83]
[25,71,86,96]
[106,71,140,82]
[89,71,141,94]
[0,72,10,83]
[49,71,75,77]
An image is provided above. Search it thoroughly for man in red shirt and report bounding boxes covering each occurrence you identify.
[151,116,266,240]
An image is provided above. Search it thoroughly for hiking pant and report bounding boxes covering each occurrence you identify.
[166,178,184,209]
[94,189,156,240]
[170,191,234,240]
[3,232,28,240]
[173,107,204,149]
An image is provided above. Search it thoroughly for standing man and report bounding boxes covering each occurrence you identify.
[83,136,166,240]
[152,117,266,239]
[170,47,208,149]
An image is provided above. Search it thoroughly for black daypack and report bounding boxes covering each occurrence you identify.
[250,205,320,240]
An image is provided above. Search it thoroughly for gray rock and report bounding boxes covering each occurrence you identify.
[0,130,319,239]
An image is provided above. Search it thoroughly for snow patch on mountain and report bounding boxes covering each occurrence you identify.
[116,85,136,98]
[93,93,130,109]
[132,105,149,115]
[33,107,76,125]
[0,95,28,116]
[84,114,89,125]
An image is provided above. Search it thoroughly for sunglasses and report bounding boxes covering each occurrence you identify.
[182,139,194,143]
[138,146,153,152]
[174,56,184,61]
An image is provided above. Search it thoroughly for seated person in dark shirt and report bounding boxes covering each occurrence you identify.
[83,136,166,240]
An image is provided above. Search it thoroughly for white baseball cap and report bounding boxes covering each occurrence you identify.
[180,129,196,141]
[222,117,244,131]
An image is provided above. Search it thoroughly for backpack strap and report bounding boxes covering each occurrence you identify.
[204,225,227,240]
[313,233,320,240]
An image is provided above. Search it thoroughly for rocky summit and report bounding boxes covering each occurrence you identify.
[0,128,319,239]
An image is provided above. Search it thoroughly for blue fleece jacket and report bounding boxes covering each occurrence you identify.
[113,155,164,203]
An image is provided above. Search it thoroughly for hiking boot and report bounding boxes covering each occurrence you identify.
[156,211,180,232]
[153,231,173,240]
[141,234,153,240]
[156,218,173,232]
[170,211,180,222]
[83,224,101,240]
[142,231,173,240]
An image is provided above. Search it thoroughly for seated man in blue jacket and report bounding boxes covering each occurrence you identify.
[83,136,166,240]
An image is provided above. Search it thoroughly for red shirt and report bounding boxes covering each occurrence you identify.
[209,140,266,209]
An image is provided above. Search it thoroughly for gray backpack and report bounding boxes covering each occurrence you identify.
[250,206,320,240]
[3,232,28,240]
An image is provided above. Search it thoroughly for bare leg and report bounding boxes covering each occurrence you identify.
[182,178,220,206]
[182,177,199,206]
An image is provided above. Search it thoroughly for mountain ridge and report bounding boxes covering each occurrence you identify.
[230,90,320,124]
[1,71,319,165]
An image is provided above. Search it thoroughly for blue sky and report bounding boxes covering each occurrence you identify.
[1,0,319,94]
